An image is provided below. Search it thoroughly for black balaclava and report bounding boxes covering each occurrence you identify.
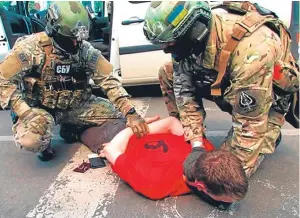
[52,32,79,55]
[163,20,210,62]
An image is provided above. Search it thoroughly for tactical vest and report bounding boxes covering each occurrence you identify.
[207,1,299,128]
[23,32,92,110]
[208,1,296,95]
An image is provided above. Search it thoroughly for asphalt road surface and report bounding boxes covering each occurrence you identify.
[0,85,299,218]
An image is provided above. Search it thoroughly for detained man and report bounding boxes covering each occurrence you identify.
[80,117,248,209]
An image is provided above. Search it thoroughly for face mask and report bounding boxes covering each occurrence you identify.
[52,32,79,54]
[187,184,232,210]
[163,33,195,61]
[163,21,210,62]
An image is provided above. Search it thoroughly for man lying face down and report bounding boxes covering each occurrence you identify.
[80,117,248,209]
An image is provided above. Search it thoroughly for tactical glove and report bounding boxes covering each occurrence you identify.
[126,108,149,138]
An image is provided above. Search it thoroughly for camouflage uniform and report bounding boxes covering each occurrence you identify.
[0,30,138,153]
[156,8,299,177]
[0,2,149,156]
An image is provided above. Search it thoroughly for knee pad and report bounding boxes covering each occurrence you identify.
[14,130,52,153]
[13,108,54,153]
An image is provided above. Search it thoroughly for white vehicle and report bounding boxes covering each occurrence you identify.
[0,1,298,87]
[110,1,172,86]
[0,1,170,86]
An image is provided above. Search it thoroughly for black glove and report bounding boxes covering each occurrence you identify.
[183,147,206,181]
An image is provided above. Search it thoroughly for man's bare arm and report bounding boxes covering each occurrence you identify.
[103,117,184,165]
[147,117,184,135]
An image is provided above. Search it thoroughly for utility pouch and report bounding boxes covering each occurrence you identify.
[23,77,39,106]
[57,90,72,110]
[41,88,58,109]
[69,90,84,108]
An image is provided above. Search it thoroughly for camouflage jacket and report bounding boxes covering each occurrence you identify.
[0,32,135,115]
[174,11,299,142]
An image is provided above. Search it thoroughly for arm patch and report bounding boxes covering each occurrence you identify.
[17,53,29,65]
[234,88,269,117]
[88,50,113,75]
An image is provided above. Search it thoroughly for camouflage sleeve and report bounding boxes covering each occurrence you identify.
[222,26,283,172]
[173,60,206,142]
[0,38,35,110]
[83,42,135,116]
[273,52,299,93]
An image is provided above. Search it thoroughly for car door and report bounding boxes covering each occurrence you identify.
[289,1,299,63]
[110,1,171,86]
[0,1,32,60]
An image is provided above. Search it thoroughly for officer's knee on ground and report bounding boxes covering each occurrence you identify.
[13,113,54,153]
[15,130,50,153]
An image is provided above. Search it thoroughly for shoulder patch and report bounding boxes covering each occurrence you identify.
[16,51,31,71]
[87,50,101,70]
[238,91,257,113]
[17,53,29,65]
[90,52,99,65]
[234,88,268,117]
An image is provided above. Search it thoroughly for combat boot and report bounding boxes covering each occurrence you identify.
[60,123,79,144]
[37,144,56,161]
[275,131,282,149]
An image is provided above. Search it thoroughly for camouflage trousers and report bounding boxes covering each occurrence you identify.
[12,96,123,153]
[158,62,285,178]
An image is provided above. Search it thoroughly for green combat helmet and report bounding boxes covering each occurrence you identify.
[45,1,90,53]
[143,1,211,60]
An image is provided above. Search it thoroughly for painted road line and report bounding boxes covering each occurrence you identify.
[10,94,299,217]
[26,145,120,218]
[26,98,151,218]
[0,129,299,142]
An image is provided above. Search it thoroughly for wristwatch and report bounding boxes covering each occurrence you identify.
[191,140,204,148]
[125,107,136,117]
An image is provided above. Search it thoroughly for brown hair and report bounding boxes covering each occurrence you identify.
[194,150,248,199]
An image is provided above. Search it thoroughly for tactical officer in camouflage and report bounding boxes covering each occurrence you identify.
[143,1,299,179]
[0,1,149,161]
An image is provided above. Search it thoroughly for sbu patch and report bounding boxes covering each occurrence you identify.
[55,64,71,75]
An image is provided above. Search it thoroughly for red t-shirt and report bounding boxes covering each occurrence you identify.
[111,133,191,200]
